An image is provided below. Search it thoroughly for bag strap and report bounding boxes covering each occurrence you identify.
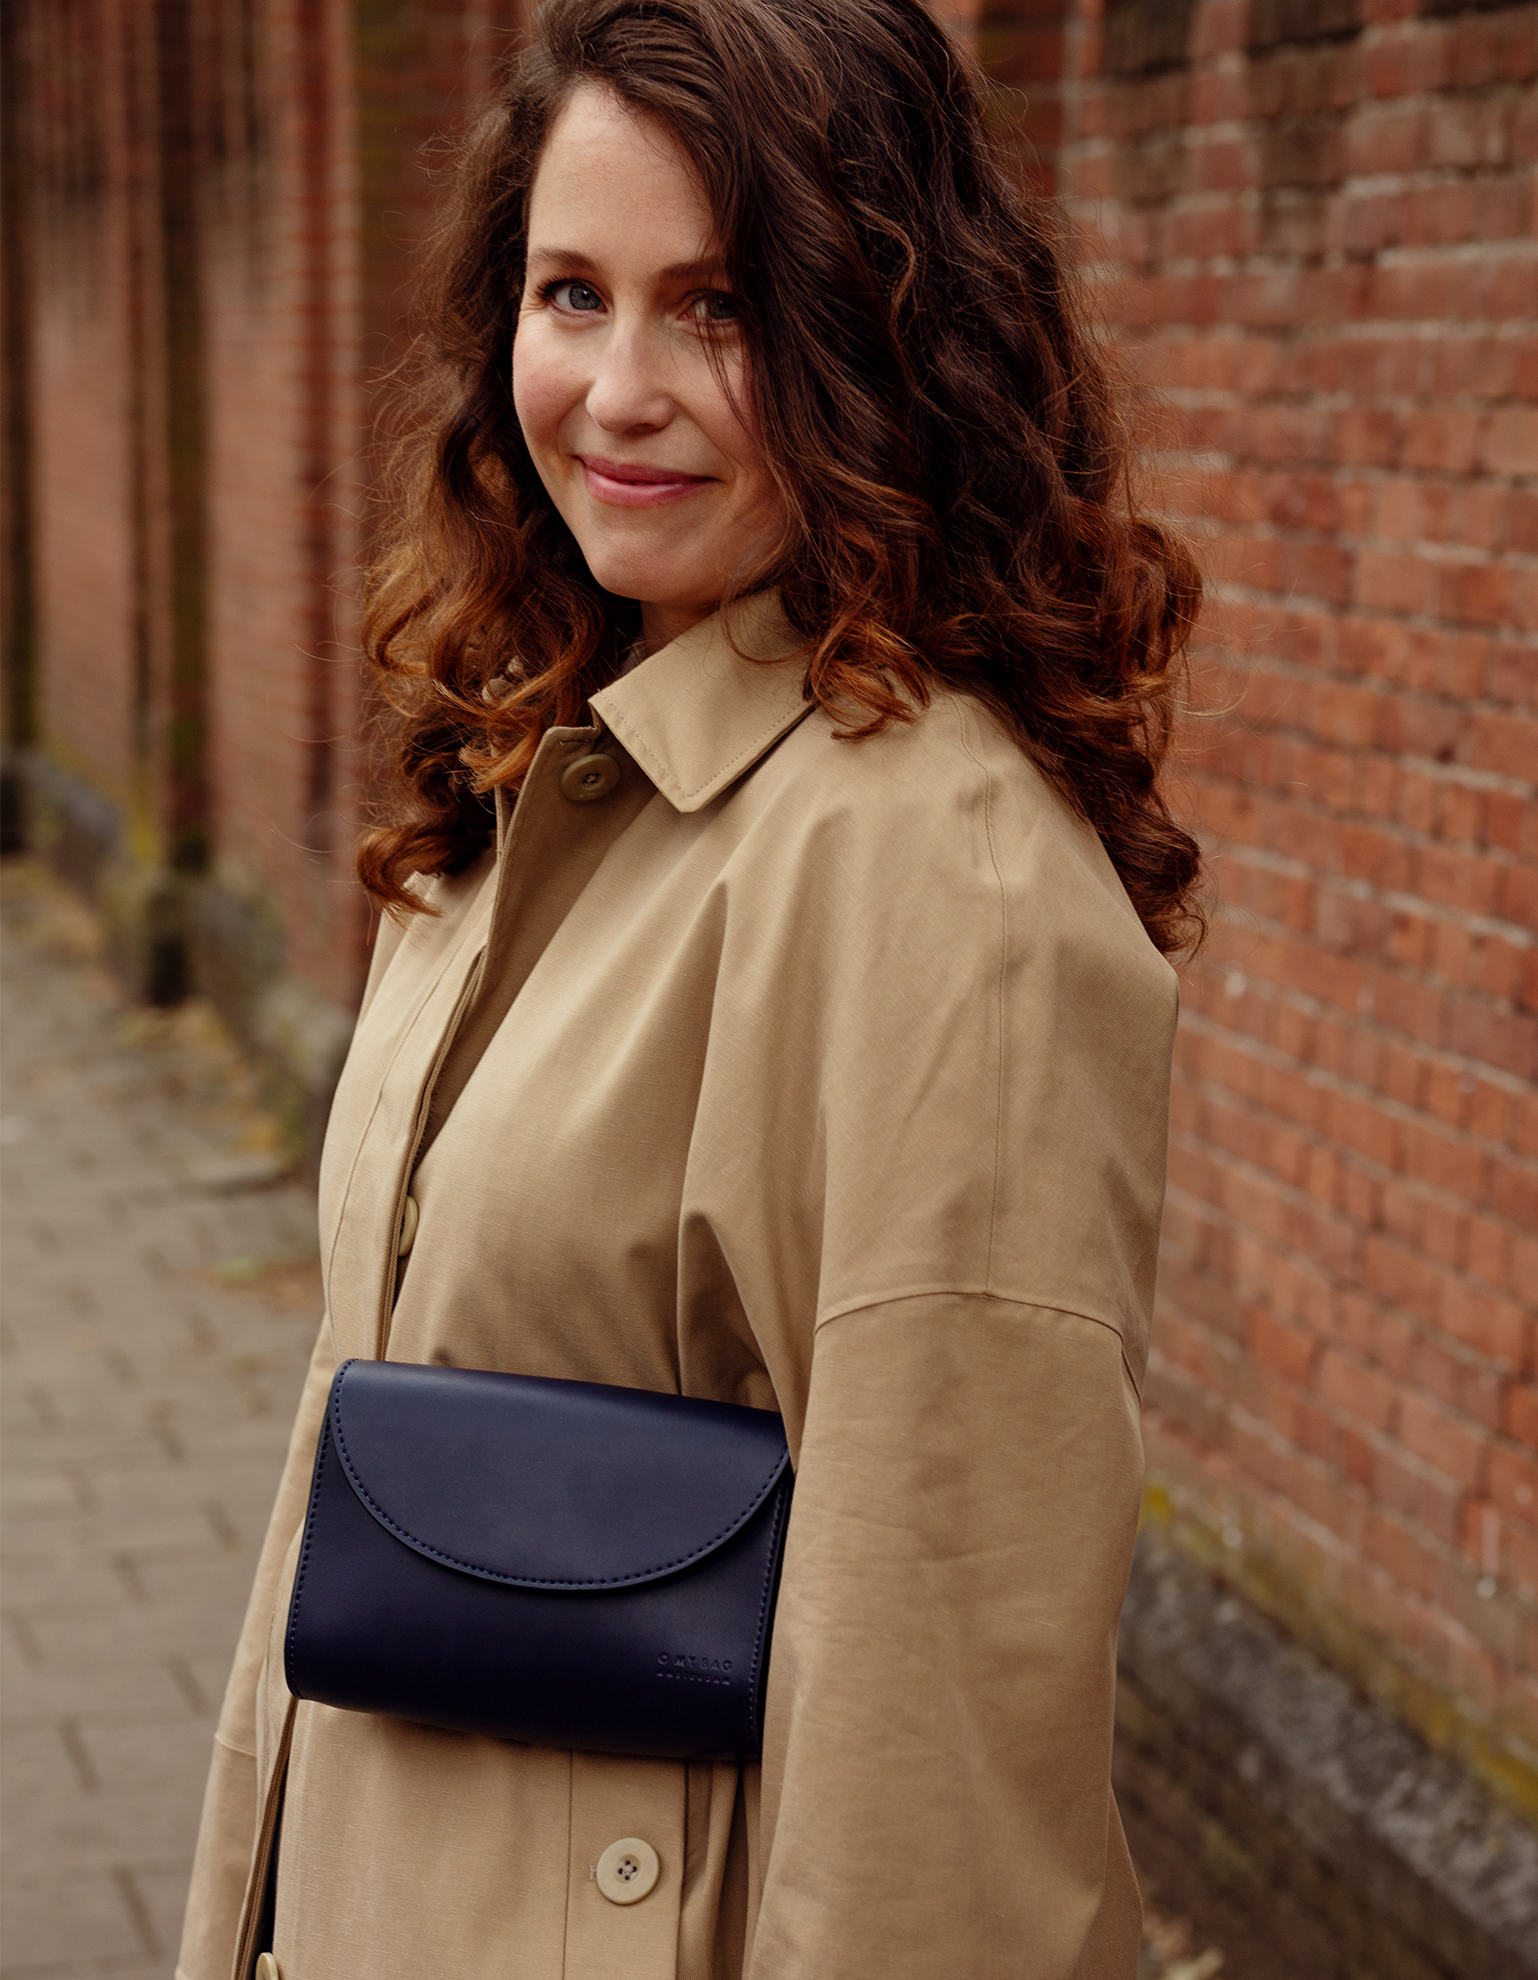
[248,1799,281,1977]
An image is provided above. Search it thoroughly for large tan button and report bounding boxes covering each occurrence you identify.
[595,1835,660,1904]
[255,1957,280,1980]
[560,753,620,802]
[396,1195,419,1256]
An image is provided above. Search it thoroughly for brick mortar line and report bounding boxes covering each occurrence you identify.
[1144,1352,1538,1569]
[1204,846,1538,923]
[1101,178,1538,210]
[1169,1061,1529,1167]
[1161,1149,1533,1290]
[1135,321,1538,343]
[1156,1263,1532,1411]
[1196,756,1537,808]
[1163,1162,1532,1290]
[1145,1352,1512,1523]
[1163,1100,1536,1219]
[1152,1318,1538,1478]
[1153,446,1538,484]
[1176,972,1538,1093]
[1160,1205,1531,1362]
[1146,1333,1536,1492]
[1192,574,1538,636]
[1166,1101,1533,1223]
[1081,238,1538,277]
[1202,789,1538,849]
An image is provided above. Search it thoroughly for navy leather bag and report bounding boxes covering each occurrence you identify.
[284,1359,794,1760]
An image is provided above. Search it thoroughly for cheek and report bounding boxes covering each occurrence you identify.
[692,358,761,472]
[512,318,578,455]
[695,362,778,520]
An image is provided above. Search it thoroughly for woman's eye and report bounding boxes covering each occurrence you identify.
[550,281,604,313]
[688,290,739,324]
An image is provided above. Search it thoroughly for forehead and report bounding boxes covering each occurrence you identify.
[527,84,718,267]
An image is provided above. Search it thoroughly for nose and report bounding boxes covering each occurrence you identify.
[584,318,675,434]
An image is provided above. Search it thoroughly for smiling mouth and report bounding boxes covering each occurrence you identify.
[579,456,715,508]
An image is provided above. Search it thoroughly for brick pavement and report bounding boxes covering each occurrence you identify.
[1,869,321,1979]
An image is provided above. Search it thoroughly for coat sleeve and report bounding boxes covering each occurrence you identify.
[748,1293,1145,1980]
[177,1320,338,1980]
[718,708,1175,1977]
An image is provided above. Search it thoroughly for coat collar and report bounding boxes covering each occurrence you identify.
[589,591,813,814]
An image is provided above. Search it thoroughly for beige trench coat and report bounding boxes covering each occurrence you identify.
[179,594,1177,1980]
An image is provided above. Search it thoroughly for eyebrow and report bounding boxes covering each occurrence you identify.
[524,246,729,282]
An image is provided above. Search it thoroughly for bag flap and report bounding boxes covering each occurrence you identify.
[327,1359,790,1589]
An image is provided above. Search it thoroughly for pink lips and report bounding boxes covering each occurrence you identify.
[579,454,714,508]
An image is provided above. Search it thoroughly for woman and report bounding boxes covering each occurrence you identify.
[180,1,1202,1975]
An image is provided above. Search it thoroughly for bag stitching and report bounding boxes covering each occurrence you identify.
[748,1478,792,1751]
[284,1417,333,1682]
[328,1361,791,1589]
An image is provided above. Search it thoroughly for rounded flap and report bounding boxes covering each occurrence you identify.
[328,1360,790,1589]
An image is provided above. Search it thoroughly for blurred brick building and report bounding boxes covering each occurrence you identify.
[1,0,530,1142]
[3,0,1535,1970]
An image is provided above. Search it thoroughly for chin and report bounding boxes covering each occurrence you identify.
[582,545,706,611]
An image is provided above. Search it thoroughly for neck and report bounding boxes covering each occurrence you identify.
[639,599,716,655]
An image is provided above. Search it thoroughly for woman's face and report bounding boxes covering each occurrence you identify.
[514,86,786,653]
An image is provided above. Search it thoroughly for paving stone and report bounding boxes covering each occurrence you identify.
[3,1562,142,1617]
[1,877,317,1978]
[0,1875,151,1966]
[2,1721,78,1804]
[2,1653,189,1724]
[2,1476,87,1516]
[6,1612,210,1684]
[136,1867,200,1961]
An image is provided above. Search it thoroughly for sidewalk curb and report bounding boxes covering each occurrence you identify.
[1116,1530,1538,1980]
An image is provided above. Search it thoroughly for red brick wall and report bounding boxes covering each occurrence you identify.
[199,0,371,1005]
[26,1,146,819]
[1003,0,1537,1799]
[13,0,525,1014]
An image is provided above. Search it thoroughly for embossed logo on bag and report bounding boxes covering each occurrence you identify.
[657,1652,732,1685]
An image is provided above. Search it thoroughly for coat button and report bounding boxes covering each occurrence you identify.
[560,753,620,802]
[255,1957,280,1980]
[595,1835,660,1905]
[396,1195,419,1257]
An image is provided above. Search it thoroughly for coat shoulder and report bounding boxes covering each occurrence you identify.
[760,691,1177,1002]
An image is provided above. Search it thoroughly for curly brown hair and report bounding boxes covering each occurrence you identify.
[359,0,1205,956]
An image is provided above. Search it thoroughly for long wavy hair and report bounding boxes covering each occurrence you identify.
[360,0,1205,956]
